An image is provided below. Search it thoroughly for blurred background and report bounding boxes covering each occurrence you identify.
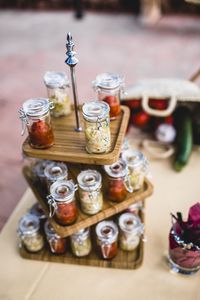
[0,0,200,230]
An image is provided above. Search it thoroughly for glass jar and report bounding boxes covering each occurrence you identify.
[19,98,54,149]
[118,213,144,251]
[47,180,78,226]
[77,169,103,215]
[70,227,92,257]
[32,159,51,189]
[44,220,67,254]
[44,71,71,117]
[126,200,143,215]
[96,220,118,260]
[168,225,200,275]
[121,149,148,191]
[104,159,133,202]
[44,161,68,191]
[18,214,44,253]
[82,101,111,154]
[93,73,124,120]
[29,203,47,228]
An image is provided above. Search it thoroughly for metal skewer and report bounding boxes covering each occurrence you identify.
[65,32,82,132]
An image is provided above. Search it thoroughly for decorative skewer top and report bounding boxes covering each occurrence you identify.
[65,32,79,67]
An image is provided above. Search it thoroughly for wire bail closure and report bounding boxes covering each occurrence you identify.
[47,195,57,217]
[19,108,29,136]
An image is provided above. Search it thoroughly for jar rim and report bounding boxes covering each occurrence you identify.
[93,72,124,90]
[121,149,146,168]
[44,162,68,181]
[82,101,110,122]
[50,180,76,202]
[22,98,50,117]
[104,159,128,178]
[77,169,102,191]
[96,220,118,243]
[18,214,40,236]
[119,213,143,234]
[44,71,69,88]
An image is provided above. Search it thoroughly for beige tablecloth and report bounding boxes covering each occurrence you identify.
[0,149,200,300]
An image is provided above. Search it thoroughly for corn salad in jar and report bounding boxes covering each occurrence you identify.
[70,228,92,257]
[118,213,144,251]
[82,101,111,154]
[44,71,71,117]
[121,149,148,191]
[77,169,103,215]
[18,214,44,253]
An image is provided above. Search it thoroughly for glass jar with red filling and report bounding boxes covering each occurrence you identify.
[44,220,67,254]
[19,98,54,149]
[47,180,78,226]
[92,73,125,120]
[104,159,133,202]
[44,161,68,192]
[96,220,118,260]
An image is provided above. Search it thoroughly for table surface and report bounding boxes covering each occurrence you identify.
[0,146,200,300]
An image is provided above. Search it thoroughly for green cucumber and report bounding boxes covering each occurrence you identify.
[174,106,193,172]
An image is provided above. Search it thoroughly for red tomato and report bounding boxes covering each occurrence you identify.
[131,111,151,128]
[149,98,168,110]
[123,99,141,110]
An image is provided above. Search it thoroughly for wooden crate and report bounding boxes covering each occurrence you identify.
[22,105,130,165]
[23,164,153,238]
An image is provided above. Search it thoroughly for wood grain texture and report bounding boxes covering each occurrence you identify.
[19,207,145,270]
[22,105,130,165]
[22,164,153,238]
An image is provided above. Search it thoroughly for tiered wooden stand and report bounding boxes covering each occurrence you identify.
[20,105,154,269]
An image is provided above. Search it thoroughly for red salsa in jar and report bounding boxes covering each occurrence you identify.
[28,119,54,149]
[96,221,118,260]
[104,159,133,203]
[47,180,78,226]
[103,95,121,120]
[44,220,67,254]
[93,73,124,120]
[19,98,54,149]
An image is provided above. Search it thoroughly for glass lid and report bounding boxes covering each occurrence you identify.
[104,159,128,178]
[44,71,69,88]
[50,180,77,202]
[18,214,40,236]
[119,213,143,234]
[77,169,102,191]
[96,220,118,243]
[82,101,110,122]
[22,98,50,117]
[93,72,124,90]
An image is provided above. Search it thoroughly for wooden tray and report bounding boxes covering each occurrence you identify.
[23,164,153,238]
[22,105,130,165]
[19,207,145,270]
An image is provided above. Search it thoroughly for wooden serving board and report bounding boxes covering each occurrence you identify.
[23,165,153,238]
[22,105,130,165]
[19,207,145,270]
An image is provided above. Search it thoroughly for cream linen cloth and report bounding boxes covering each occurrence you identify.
[0,149,200,300]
